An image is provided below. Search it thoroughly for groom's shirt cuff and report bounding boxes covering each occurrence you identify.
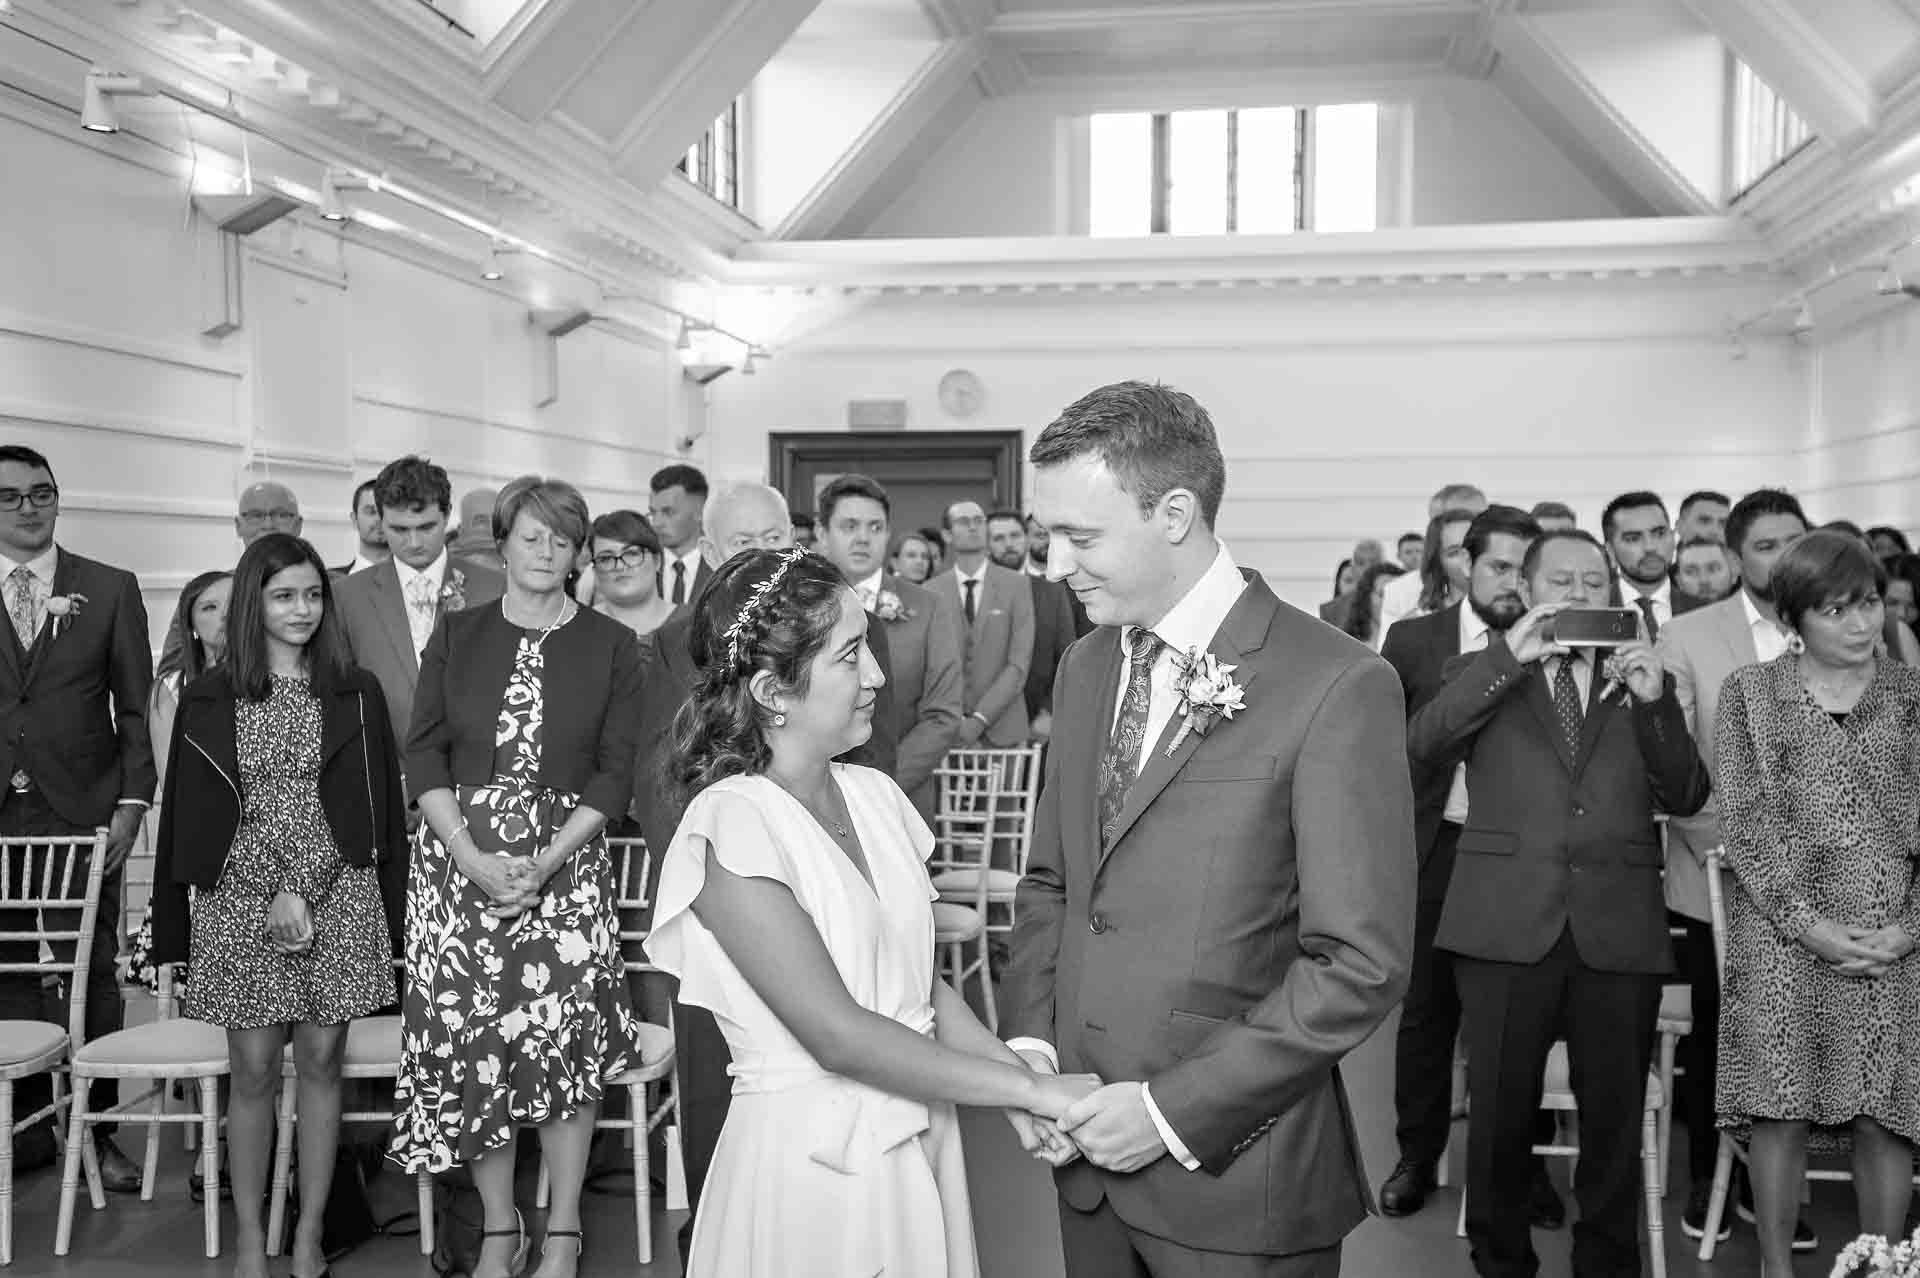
[1142,1084,1201,1171]
[1005,1037,1058,1071]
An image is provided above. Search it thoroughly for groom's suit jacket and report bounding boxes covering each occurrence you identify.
[1007,572,1415,1256]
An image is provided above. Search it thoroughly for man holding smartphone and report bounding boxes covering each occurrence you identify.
[1408,529,1711,1278]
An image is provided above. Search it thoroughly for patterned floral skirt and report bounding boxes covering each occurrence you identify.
[387,779,645,1173]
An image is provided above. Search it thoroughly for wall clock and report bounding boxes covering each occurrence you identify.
[938,369,985,419]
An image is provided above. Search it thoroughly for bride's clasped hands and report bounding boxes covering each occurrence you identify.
[1005,1070,1103,1166]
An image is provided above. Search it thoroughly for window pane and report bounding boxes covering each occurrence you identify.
[1236,107,1298,234]
[1090,113,1152,237]
[1169,110,1228,235]
[1731,59,1810,195]
[1312,103,1378,233]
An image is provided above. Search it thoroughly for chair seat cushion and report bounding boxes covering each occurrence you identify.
[0,1021,67,1072]
[1657,983,1692,1033]
[607,1023,675,1084]
[933,903,984,941]
[282,1016,401,1073]
[73,1017,229,1074]
[1541,1042,1664,1111]
[931,868,1021,898]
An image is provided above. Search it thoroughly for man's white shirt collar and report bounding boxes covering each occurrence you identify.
[1628,578,1672,609]
[348,553,383,575]
[0,545,57,588]
[853,569,885,605]
[1124,542,1246,658]
[394,548,448,596]
[1741,589,1790,661]
[1458,600,1491,652]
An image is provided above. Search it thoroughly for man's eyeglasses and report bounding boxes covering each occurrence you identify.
[0,486,58,513]
[238,508,300,526]
[591,546,653,572]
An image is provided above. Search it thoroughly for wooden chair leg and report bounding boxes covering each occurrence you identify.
[416,1171,435,1257]
[78,1114,102,1210]
[0,1079,14,1266]
[266,1073,297,1256]
[1642,1108,1667,1278]
[535,1153,550,1209]
[1656,1034,1678,1195]
[53,1085,86,1255]
[198,1076,221,1259]
[976,936,999,1033]
[1698,1134,1737,1261]
[47,1071,64,1157]
[632,1083,652,1265]
[140,1082,164,1200]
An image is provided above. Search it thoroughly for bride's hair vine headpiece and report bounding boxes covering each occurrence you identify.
[724,546,811,668]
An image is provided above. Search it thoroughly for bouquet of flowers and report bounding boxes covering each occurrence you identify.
[1833,1227,1920,1277]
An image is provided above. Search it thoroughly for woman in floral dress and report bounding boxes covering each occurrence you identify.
[389,477,646,1278]
[151,534,408,1278]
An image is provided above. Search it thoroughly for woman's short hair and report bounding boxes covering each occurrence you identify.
[591,509,661,557]
[1771,530,1886,634]
[160,570,233,684]
[492,475,590,547]
[888,531,931,563]
[225,534,352,700]
[672,549,852,799]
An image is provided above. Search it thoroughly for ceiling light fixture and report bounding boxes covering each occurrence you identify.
[318,167,375,222]
[1879,263,1906,295]
[674,318,691,353]
[480,241,510,281]
[1791,298,1815,333]
[81,69,146,134]
[741,348,757,376]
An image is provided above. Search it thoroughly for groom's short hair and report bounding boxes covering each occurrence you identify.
[1030,381,1226,527]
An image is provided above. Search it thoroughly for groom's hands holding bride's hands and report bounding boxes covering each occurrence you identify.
[1003,1049,1099,1166]
[1058,1083,1170,1174]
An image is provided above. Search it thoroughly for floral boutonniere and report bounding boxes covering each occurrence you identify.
[43,593,87,641]
[871,589,914,623]
[1166,648,1248,756]
[438,569,468,614]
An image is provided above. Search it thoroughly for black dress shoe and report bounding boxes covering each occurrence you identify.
[1378,1158,1438,1217]
[1528,1164,1566,1230]
[93,1134,142,1194]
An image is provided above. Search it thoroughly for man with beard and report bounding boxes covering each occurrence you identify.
[1378,506,1563,1227]
[1673,536,1738,609]
[1603,491,1689,638]
[1677,490,1732,544]
[1654,488,1819,1250]
[989,509,1077,742]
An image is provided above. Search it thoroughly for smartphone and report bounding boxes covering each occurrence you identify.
[1547,607,1641,647]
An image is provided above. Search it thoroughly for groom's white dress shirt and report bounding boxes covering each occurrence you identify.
[1008,541,1247,1173]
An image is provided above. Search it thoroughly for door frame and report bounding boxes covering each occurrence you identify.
[768,430,1025,514]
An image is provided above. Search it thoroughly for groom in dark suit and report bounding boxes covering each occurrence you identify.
[1005,383,1415,1277]
[0,445,154,1185]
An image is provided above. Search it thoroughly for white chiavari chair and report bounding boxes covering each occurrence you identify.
[932,745,1043,957]
[930,752,1001,1030]
[533,836,676,1264]
[0,830,105,1264]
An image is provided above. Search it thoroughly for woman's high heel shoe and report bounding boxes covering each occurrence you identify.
[537,1228,582,1278]
[476,1207,530,1278]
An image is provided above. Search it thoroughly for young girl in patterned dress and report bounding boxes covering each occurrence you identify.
[151,534,409,1278]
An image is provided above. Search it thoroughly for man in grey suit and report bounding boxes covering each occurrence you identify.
[930,499,1036,748]
[1007,382,1415,1277]
[817,474,962,815]
[334,455,504,781]
[1654,487,1813,1246]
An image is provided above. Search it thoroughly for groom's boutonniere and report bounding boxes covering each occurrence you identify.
[1166,648,1247,756]
[871,589,913,623]
[42,593,87,641]
[438,569,468,614]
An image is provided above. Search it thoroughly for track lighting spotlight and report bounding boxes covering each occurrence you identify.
[674,318,692,353]
[741,348,757,376]
[317,168,376,222]
[81,69,145,134]
[1791,298,1815,334]
[1879,264,1906,296]
[480,242,509,281]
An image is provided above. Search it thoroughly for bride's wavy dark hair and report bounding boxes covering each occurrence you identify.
[672,548,852,801]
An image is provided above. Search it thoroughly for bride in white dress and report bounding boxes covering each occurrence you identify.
[645,547,1096,1278]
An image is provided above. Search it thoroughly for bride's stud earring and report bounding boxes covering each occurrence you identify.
[773,712,787,726]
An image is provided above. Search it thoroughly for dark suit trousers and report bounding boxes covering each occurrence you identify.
[1455,930,1660,1278]
[1667,911,1720,1189]
[673,997,734,1266]
[1394,821,1462,1166]
[0,787,123,1129]
[1058,1197,1341,1278]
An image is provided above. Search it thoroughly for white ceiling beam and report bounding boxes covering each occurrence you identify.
[1678,0,1877,142]
[610,0,824,185]
[1492,15,1714,217]
[1444,0,1517,79]
[775,38,986,241]
[987,0,1475,36]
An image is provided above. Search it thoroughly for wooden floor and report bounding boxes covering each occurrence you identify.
[0,1000,1880,1277]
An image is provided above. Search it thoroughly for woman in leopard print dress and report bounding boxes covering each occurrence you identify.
[1715,532,1920,1278]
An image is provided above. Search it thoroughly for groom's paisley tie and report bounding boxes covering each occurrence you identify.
[1098,628,1165,846]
